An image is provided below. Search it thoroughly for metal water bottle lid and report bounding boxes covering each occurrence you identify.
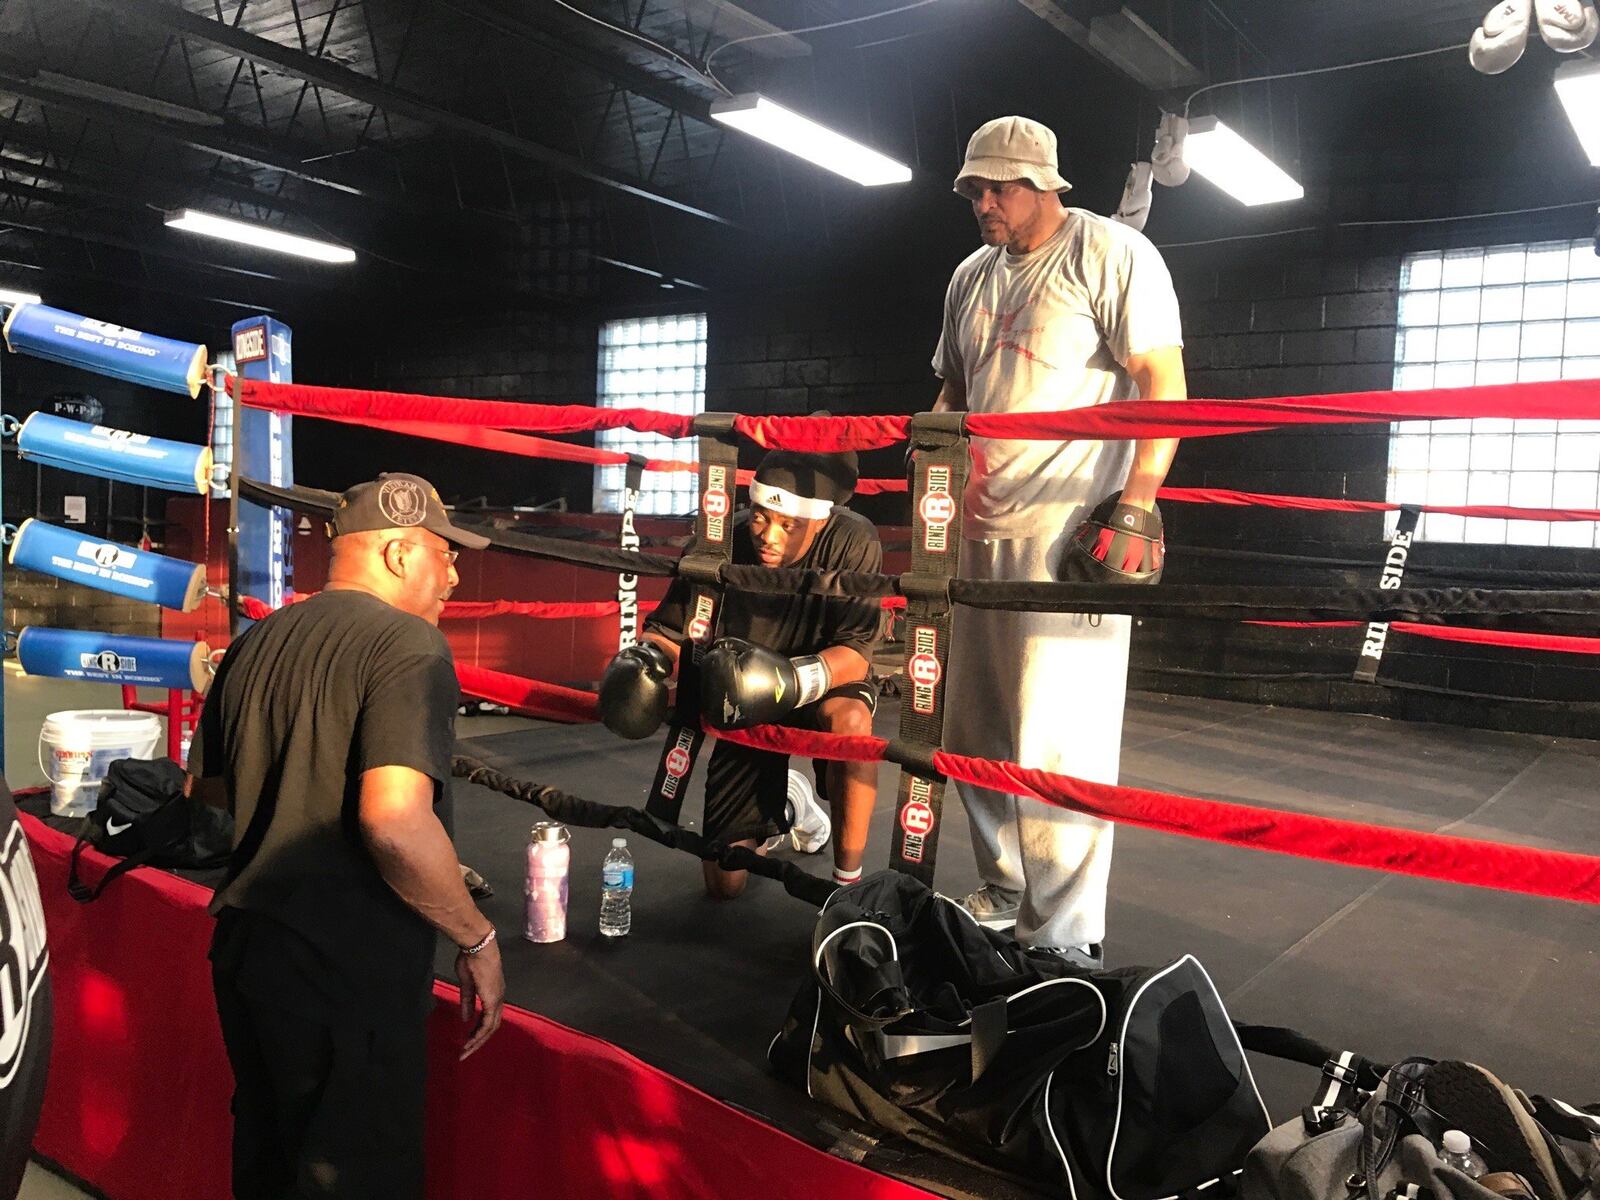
[531,821,568,843]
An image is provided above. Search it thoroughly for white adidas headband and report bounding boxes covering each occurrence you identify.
[750,479,834,521]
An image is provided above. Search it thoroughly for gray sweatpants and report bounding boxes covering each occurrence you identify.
[944,529,1130,949]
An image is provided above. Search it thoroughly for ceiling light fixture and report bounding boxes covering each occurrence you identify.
[1554,60,1600,167]
[164,209,356,264]
[1182,115,1304,206]
[709,94,912,186]
[0,288,42,307]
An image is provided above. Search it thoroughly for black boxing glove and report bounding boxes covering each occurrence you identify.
[598,641,674,740]
[1060,492,1165,584]
[700,637,832,730]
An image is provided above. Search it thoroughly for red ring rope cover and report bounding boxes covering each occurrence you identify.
[440,664,1600,905]
[236,376,1600,449]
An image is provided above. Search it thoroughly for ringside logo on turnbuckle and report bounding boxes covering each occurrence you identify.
[899,777,936,864]
[920,465,955,552]
[908,626,941,715]
[702,465,731,544]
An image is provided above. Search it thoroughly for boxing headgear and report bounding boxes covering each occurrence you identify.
[1060,492,1165,585]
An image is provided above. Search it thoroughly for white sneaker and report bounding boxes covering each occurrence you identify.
[958,883,1022,930]
[785,768,831,855]
[1151,113,1190,187]
[1535,0,1599,51]
[1113,162,1154,232]
[1471,0,1534,73]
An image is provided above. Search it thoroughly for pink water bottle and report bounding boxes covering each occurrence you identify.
[524,822,571,943]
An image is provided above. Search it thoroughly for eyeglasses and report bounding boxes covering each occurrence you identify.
[391,540,459,564]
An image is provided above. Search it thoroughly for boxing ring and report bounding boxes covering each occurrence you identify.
[9,318,1600,1198]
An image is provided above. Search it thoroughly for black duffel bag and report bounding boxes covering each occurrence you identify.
[67,758,232,902]
[770,871,1273,1199]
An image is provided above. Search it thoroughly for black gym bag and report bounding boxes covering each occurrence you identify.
[67,758,232,902]
[770,871,1273,1200]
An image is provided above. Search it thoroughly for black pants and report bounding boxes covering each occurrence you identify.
[212,918,427,1199]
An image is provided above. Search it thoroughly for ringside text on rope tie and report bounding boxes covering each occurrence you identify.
[890,411,966,884]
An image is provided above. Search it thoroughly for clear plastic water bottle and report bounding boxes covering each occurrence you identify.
[599,838,634,937]
[1440,1130,1487,1178]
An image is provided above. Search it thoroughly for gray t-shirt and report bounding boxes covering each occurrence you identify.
[932,208,1184,539]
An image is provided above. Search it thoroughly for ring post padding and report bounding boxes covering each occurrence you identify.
[890,418,968,883]
[232,316,295,627]
[18,627,211,692]
[643,430,739,825]
[2,302,207,398]
[1353,504,1422,683]
[16,412,213,494]
[8,518,207,611]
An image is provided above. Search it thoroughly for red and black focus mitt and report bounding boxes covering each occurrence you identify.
[1060,492,1164,585]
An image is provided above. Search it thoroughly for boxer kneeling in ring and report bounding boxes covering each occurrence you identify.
[600,447,883,898]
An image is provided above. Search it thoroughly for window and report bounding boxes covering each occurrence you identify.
[1389,239,1600,546]
[593,314,706,515]
[210,350,235,498]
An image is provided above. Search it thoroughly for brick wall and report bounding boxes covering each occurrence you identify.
[294,309,601,510]
[1142,249,1600,739]
[4,571,162,640]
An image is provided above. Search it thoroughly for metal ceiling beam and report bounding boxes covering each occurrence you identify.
[83,0,740,228]
[0,67,371,197]
[0,251,284,314]
[439,0,717,120]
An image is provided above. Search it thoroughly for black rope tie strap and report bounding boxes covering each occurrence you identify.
[889,413,967,884]
[643,414,738,825]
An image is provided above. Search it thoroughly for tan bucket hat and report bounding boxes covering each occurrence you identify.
[953,116,1072,195]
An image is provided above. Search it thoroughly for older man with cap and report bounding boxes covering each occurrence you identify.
[929,116,1186,966]
[599,446,883,899]
[188,472,504,1200]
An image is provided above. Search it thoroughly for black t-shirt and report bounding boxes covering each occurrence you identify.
[192,590,459,1022]
[647,507,884,661]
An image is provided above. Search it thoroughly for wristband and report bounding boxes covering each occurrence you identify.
[790,654,832,708]
[461,926,497,956]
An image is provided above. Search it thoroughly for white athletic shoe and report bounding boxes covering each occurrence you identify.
[1535,0,1599,51]
[1151,113,1190,187]
[1470,0,1534,73]
[785,768,831,855]
[1113,162,1154,232]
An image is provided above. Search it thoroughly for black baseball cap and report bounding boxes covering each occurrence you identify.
[327,472,490,549]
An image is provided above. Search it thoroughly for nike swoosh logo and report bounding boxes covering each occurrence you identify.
[106,818,132,836]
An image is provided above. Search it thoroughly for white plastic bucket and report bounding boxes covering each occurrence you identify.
[38,710,162,818]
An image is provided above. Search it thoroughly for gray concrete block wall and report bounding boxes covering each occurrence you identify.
[3,570,163,639]
[1157,249,1599,736]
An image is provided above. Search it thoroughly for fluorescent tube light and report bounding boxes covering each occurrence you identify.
[710,94,912,186]
[1182,115,1304,206]
[0,289,42,306]
[1554,59,1600,167]
[164,209,356,263]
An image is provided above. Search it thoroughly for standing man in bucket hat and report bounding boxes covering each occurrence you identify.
[928,116,1187,965]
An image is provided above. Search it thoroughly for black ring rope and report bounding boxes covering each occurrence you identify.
[244,478,1600,633]
[453,754,835,908]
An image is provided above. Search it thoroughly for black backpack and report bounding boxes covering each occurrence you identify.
[67,758,233,902]
[770,871,1273,1200]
